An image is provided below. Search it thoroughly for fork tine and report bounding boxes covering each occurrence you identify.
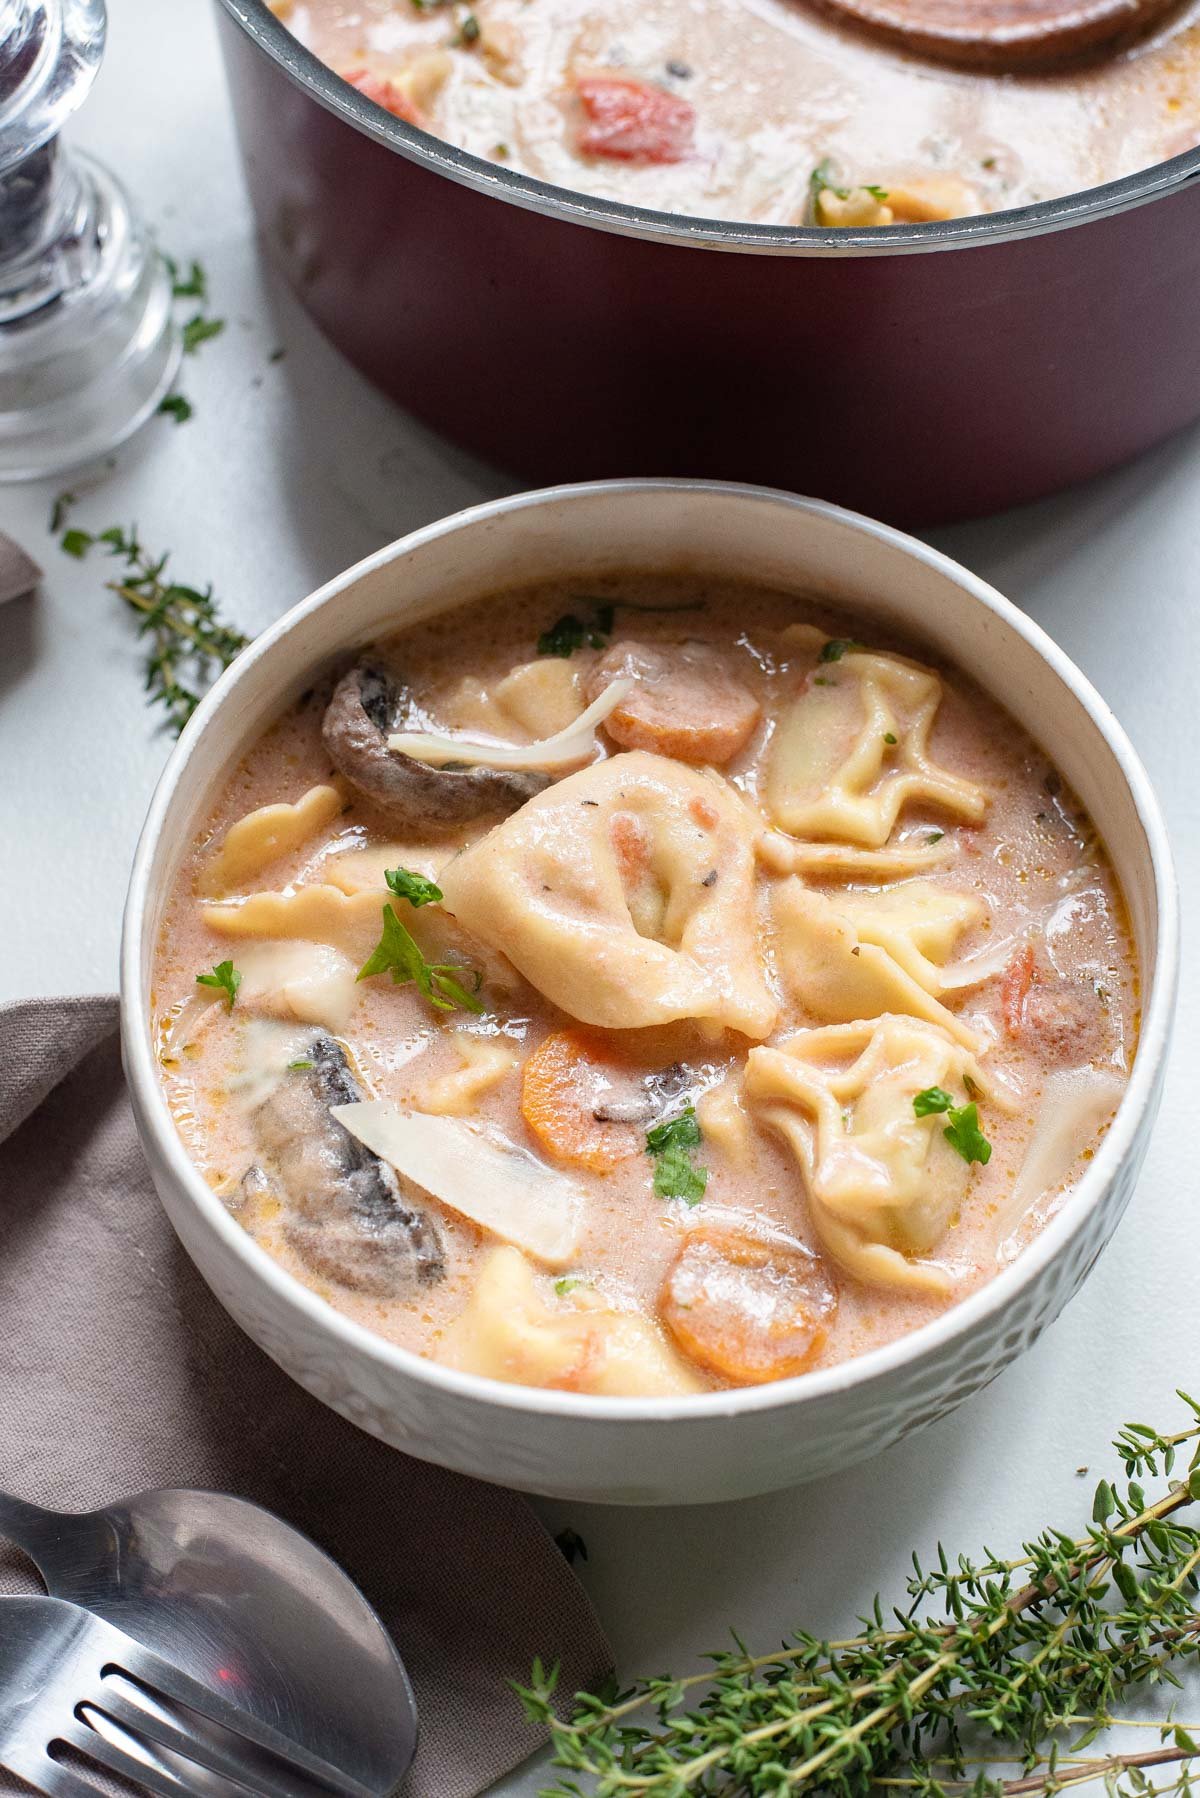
[84,1706,254,1798]
[55,1713,210,1797]
[96,1642,375,1798]
[93,1682,347,1798]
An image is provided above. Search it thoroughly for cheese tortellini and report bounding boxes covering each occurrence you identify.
[744,1015,989,1295]
[437,751,778,1037]
[765,637,989,846]
[199,783,347,898]
[771,877,988,1050]
[439,1246,703,1395]
[440,658,586,740]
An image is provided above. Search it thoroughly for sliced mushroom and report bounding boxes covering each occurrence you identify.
[253,1032,444,1295]
[322,662,549,827]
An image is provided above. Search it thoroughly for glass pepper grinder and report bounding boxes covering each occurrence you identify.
[0,0,179,480]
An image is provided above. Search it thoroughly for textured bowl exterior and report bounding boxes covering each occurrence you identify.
[121,482,1178,1504]
[214,0,1200,527]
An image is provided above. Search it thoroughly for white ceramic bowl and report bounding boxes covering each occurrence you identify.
[121,481,1178,1505]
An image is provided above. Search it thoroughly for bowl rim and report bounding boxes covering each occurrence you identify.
[216,0,1200,259]
[121,477,1179,1426]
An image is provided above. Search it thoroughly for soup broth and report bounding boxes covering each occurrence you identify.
[154,576,1135,1397]
[270,0,1200,224]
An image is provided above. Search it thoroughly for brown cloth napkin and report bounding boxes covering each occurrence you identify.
[0,531,40,606]
[0,995,611,1798]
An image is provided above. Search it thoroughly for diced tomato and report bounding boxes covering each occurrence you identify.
[342,68,423,127]
[574,76,695,165]
[1000,943,1035,1037]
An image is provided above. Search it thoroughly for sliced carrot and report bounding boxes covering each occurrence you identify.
[661,1224,837,1384]
[521,1029,642,1173]
[1000,943,1036,1036]
[586,641,761,766]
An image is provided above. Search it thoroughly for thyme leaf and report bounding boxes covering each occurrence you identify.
[522,1399,1200,1798]
[64,524,249,734]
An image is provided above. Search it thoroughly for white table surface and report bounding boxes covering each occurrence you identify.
[2,1,1197,1785]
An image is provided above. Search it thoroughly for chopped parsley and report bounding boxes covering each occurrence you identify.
[196,960,241,1009]
[358,903,483,1013]
[927,831,945,844]
[913,1086,955,1118]
[554,1276,585,1297]
[287,1057,315,1071]
[454,8,481,43]
[645,1104,708,1204]
[883,732,898,745]
[819,638,863,663]
[537,604,615,658]
[809,159,889,210]
[158,393,194,425]
[912,1087,992,1165]
[385,866,444,907]
[943,1102,991,1165]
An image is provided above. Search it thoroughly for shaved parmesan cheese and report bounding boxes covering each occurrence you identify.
[387,677,634,773]
[331,1099,582,1266]
[996,1066,1124,1255]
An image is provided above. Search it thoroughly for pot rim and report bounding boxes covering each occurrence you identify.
[121,477,1179,1428]
[217,0,1200,257]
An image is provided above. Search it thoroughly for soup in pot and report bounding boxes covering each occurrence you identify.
[154,576,1135,1397]
[268,0,1200,225]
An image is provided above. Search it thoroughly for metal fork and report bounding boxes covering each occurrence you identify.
[0,1595,379,1798]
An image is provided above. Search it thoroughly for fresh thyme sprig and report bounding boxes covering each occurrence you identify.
[64,525,249,734]
[518,1397,1200,1798]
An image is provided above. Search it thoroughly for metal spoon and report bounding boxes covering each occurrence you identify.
[805,0,1184,70]
[0,1487,417,1796]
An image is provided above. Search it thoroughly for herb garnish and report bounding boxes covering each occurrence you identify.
[49,492,75,533]
[385,867,444,907]
[181,314,226,356]
[453,8,481,42]
[287,1057,315,1070]
[163,256,208,301]
[519,1400,1200,1798]
[554,1276,585,1297]
[927,830,945,844]
[196,960,241,1009]
[645,1105,708,1204]
[537,605,615,658]
[61,525,249,734]
[809,158,890,213]
[884,731,898,745]
[820,638,863,663]
[913,1086,992,1164]
[358,903,483,1013]
[158,393,194,425]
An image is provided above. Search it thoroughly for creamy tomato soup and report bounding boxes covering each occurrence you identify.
[154,578,1135,1398]
[268,0,1200,225]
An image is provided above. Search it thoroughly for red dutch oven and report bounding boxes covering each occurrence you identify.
[215,0,1200,525]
